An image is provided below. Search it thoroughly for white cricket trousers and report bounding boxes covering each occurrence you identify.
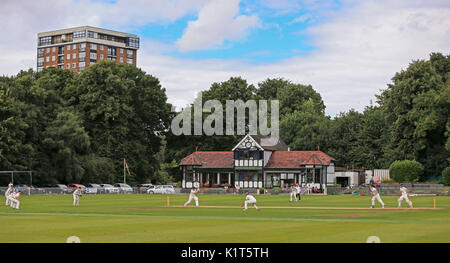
[371,194,384,207]
[244,200,258,210]
[290,192,297,202]
[5,194,11,206]
[10,198,19,209]
[184,195,199,206]
[398,194,412,208]
[73,195,79,206]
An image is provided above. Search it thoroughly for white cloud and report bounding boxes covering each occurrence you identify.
[141,0,450,116]
[289,14,314,24]
[96,0,210,26]
[0,0,449,118]
[0,0,209,76]
[261,0,301,13]
[261,0,339,15]
[176,0,260,52]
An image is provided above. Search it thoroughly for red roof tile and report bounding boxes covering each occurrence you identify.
[179,151,234,169]
[180,150,334,169]
[179,152,202,166]
[265,151,334,169]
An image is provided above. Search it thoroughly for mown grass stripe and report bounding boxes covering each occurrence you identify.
[0,211,447,224]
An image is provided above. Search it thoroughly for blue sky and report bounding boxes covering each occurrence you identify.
[0,0,449,116]
[110,0,342,62]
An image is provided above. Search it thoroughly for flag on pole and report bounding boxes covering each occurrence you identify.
[124,159,131,176]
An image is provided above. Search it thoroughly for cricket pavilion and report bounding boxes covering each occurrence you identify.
[180,134,336,191]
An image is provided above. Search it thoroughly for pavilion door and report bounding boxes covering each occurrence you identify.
[209,173,216,187]
[230,174,234,187]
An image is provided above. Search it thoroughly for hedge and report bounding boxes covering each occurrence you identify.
[389,160,423,182]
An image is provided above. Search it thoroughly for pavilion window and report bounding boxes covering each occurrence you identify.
[272,174,281,187]
[185,167,194,181]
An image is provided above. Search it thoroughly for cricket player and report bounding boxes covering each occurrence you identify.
[398,184,413,208]
[307,183,312,194]
[5,182,14,206]
[369,184,385,208]
[369,176,375,186]
[184,188,199,207]
[289,185,298,202]
[73,187,82,206]
[9,191,21,209]
[295,183,301,201]
[241,193,260,211]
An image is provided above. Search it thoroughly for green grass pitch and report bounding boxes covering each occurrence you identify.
[0,194,449,243]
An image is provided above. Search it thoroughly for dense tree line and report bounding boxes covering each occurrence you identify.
[166,53,449,182]
[0,53,448,185]
[0,61,171,185]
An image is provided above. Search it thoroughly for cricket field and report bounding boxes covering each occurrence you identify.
[0,194,449,243]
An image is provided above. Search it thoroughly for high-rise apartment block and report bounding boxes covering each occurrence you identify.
[37,26,139,72]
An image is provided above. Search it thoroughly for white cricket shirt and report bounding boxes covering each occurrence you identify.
[246,195,256,202]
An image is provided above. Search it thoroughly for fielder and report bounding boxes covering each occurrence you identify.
[184,188,199,207]
[369,184,385,208]
[5,182,14,206]
[295,183,301,201]
[73,187,82,206]
[289,184,298,202]
[241,193,260,211]
[9,191,21,210]
[398,184,413,208]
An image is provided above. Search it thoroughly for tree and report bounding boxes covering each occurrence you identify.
[280,101,330,151]
[168,77,331,165]
[80,154,116,184]
[0,93,31,176]
[442,167,450,186]
[41,110,90,184]
[152,136,179,184]
[377,53,449,180]
[256,78,291,99]
[3,67,77,184]
[166,77,258,163]
[66,61,172,184]
[326,109,364,168]
[277,83,326,117]
[202,76,257,103]
[1,62,172,185]
[389,160,423,183]
[351,106,390,169]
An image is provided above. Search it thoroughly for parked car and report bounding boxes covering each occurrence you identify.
[55,184,70,193]
[67,184,86,193]
[114,183,133,193]
[14,184,35,193]
[99,184,120,193]
[163,185,175,194]
[136,184,153,193]
[147,185,175,194]
[138,184,153,188]
[85,183,101,194]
